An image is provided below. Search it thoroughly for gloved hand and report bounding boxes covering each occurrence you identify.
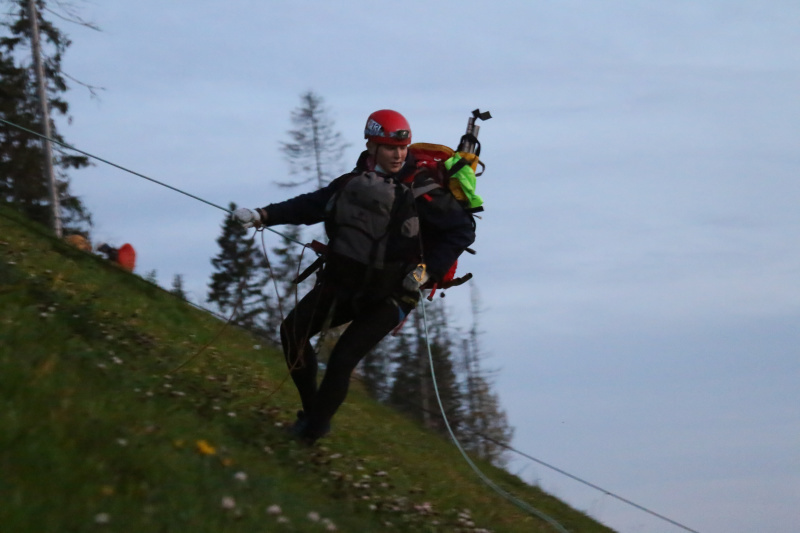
[233,207,265,229]
[402,265,430,292]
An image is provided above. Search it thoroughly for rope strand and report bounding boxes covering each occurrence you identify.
[419,293,570,533]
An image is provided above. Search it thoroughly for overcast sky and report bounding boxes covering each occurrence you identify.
[33,1,800,531]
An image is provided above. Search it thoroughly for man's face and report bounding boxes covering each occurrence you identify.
[373,143,408,174]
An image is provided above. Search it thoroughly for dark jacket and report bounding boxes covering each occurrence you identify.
[262,150,476,295]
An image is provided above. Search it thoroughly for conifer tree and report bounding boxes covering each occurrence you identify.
[388,302,463,433]
[458,285,514,467]
[0,1,92,232]
[143,269,158,285]
[207,202,269,330]
[387,326,420,418]
[261,91,349,340]
[170,273,187,300]
[278,91,349,190]
[422,305,464,434]
[358,332,396,402]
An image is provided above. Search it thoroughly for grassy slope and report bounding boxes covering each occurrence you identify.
[0,207,616,533]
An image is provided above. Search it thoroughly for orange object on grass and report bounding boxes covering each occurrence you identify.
[64,234,91,252]
[117,243,136,272]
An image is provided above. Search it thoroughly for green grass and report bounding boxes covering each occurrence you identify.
[0,206,616,533]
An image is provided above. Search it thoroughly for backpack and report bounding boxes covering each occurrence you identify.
[403,142,486,299]
[407,143,484,214]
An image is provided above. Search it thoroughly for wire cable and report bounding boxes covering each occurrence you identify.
[0,117,303,246]
[349,373,700,533]
[0,117,230,214]
[478,435,701,533]
[419,293,571,533]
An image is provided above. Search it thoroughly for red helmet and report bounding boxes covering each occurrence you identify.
[364,109,411,146]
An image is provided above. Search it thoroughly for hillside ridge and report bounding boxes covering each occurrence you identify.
[0,207,615,533]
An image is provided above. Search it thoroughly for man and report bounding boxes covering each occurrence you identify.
[234,109,475,443]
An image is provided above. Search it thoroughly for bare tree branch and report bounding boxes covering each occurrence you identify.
[43,1,100,31]
[62,70,104,99]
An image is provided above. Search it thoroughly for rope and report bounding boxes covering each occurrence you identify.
[418,293,571,533]
[168,229,262,374]
[481,435,702,533]
[169,228,305,405]
[417,295,701,532]
[0,117,303,246]
[348,369,701,533]
[169,291,243,373]
[2,116,699,533]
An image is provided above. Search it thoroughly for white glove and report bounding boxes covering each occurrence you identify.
[233,207,263,229]
[403,265,430,292]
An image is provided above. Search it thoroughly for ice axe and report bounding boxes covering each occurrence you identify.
[456,109,492,176]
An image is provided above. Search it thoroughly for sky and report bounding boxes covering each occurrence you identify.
[23,1,800,531]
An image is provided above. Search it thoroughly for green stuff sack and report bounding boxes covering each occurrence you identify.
[444,154,483,210]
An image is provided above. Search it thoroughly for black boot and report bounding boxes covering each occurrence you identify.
[290,410,330,445]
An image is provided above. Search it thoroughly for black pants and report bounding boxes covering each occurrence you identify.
[279,281,414,430]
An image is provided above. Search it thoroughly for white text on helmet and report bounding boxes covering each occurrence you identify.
[365,118,384,137]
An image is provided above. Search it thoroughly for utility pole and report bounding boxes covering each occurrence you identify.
[26,0,61,237]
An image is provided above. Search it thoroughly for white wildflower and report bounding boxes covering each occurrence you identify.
[221,496,236,509]
[266,504,282,515]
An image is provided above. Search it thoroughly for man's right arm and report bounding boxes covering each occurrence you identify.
[257,174,353,227]
[260,188,331,226]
